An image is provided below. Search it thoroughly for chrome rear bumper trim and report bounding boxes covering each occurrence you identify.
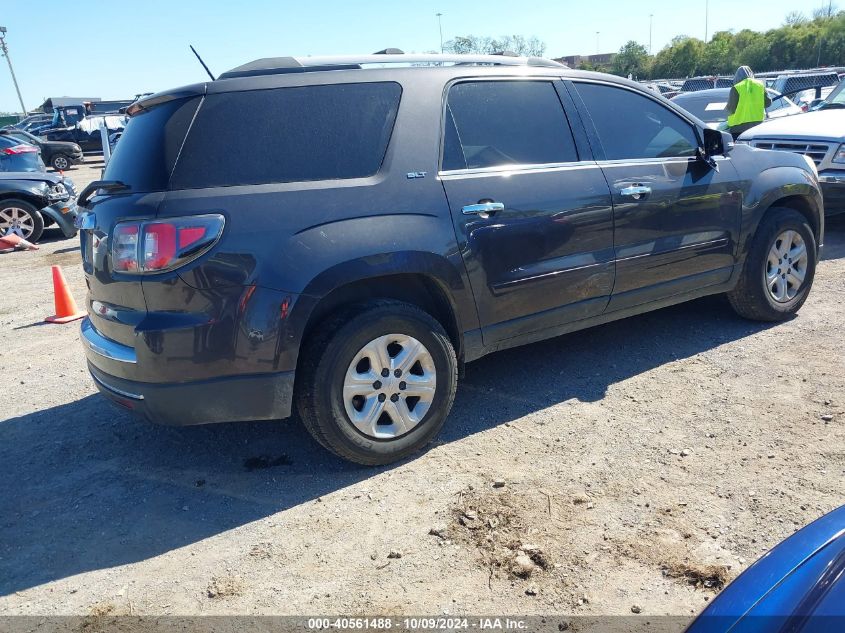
[81,318,137,364]
[91,372,144,401]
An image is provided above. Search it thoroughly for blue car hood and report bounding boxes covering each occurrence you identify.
[688,506,845,632]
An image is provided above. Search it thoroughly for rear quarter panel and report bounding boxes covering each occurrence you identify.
[157,73,478,371]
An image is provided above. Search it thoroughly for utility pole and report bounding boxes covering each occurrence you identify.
[704,0,709,43]
[649,14,654,55]
[0,27,27,116]
[436,13,444,54]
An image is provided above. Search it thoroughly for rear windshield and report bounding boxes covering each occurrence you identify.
[170,82,401,189]
[673,96,727,122]
[103,97,201,193]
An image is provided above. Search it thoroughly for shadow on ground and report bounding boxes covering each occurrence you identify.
[0,290,784,596]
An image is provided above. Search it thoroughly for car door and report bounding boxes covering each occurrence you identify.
[567,80,744,312]
[440,79,615,346]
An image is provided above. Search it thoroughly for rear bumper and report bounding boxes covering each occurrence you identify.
[818,172,845,216]
[82,317,296,424]
[88,361,295,425]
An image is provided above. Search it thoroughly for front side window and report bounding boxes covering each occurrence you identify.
[442,80,578,171]
[171,82,402,189]
[575,83,699,160]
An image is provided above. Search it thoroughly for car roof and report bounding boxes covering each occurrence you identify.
[674,88,732,101]
[135,54,670,113]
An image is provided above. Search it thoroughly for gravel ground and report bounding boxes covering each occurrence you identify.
[1,162,843,619]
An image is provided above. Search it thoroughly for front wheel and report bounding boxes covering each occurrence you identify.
[728,207,817,321]
[296,300,458,465]
[51,154,71,171]
[0,199,45,243]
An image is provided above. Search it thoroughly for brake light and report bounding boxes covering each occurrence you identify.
[2,143,39,155]
[110,214,224,274]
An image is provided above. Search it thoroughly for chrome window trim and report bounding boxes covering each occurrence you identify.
[439,160,600,179]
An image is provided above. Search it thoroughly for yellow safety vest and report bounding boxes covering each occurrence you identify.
[728,78,766,127]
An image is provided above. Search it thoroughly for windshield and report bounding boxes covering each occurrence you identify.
[821,80,845,108]
[9,130,40,144]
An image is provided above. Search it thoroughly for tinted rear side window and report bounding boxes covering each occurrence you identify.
[442,81,578,170]
[103,97,200,193]
[171,82,402,189]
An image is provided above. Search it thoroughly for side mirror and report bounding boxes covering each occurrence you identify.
[702,127,730,156]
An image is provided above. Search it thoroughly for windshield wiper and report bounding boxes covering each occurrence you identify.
[77,180,130,206]
[818,102,845,110]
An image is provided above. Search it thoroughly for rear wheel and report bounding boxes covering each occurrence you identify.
[0,199,44,243]
[296,300,458,465]
[728,207,816,321]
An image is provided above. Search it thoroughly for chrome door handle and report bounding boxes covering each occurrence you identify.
[462,202,505,216]
[619,185,652,200]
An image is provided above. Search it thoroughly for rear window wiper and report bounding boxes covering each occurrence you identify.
[77,180,130,206]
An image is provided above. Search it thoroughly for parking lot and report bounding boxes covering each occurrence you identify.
[0,158,842,617]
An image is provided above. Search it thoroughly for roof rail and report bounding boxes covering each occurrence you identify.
[218,53,566,79]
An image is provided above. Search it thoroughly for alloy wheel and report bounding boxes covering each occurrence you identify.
[0,207,36,239]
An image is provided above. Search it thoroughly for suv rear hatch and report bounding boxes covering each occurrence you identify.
[78,93,202,350]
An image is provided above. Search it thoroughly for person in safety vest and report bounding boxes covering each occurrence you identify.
[726,66,771,139]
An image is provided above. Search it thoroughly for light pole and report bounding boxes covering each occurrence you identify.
[704,0,709,43]
[596,31,600,55]
[436,13,444,54]
[0,27,27,116]
[649,14,654,55]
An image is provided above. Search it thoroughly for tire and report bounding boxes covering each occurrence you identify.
[0,199,45,243]
[296,300,458,465]
[51,154,71,171]
[727,207,817,321]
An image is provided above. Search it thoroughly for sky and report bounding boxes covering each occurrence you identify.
[0,0,817,112]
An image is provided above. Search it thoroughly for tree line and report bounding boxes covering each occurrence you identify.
[444,4,844,80]
[609,6,845,80]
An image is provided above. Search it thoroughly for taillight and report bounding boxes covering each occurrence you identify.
[2,143,39,155]
[110,214,224,274]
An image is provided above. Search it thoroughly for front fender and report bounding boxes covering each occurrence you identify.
[38,202,78,238]
[739,165,824,258]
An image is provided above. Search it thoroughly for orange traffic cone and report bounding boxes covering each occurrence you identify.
[45,265,86,324]
[0,233,39,252]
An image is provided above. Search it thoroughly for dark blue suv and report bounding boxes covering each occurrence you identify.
[76,53,824,465]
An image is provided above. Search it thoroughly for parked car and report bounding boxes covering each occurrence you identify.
[813,77,845,110]
[1,113,51,132]
[0,128,84,171]
[687,505,845,632]
[739,107,845,216]
[76,54,823,465]
[42,114,127,154]
[0,171,78,242]
[672,88,803,129]
[0,136,46,173]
